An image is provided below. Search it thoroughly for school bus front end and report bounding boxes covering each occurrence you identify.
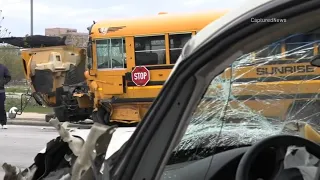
[84,11,227,124]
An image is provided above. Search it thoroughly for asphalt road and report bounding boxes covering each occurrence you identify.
[0,125,58,179]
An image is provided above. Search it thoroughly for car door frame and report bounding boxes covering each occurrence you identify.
[110,0,320,180]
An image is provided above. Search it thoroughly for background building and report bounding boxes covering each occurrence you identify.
[45,28,78,36]
[45,28,88,47]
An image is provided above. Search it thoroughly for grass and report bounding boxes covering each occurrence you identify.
[2,85,52,114]
[5,97,52,114]
[22,106,53,113]
[5,86,28,93]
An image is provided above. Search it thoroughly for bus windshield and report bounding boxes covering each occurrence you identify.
[96,38,126,69]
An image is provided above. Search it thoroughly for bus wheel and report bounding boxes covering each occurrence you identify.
[286,101,320,125]
[92,107,111,125]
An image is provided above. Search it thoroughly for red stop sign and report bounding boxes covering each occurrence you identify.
[131,66,150,86]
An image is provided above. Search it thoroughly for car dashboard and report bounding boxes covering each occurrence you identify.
[161,146,278,180]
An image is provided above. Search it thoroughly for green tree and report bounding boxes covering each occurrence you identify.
[0,11,23,81]
[0,46,24,81]
[0,10,11,37]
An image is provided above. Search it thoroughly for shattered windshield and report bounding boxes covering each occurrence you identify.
[173,32,320,153]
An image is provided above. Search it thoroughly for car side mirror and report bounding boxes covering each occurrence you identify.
[310,55,320,67]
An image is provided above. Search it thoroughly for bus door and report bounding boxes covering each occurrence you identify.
[94,38,127,96]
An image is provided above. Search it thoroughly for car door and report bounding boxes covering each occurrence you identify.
[109,0,320,180]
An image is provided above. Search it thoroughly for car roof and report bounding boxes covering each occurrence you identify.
[179,0,275,60]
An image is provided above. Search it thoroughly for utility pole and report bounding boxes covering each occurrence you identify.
[30,0,33,35]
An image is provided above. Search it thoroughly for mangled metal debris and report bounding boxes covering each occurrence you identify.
[49,119,84,157]
[2,163,37,180]
[48,118,117,180]
[2,118,117,180]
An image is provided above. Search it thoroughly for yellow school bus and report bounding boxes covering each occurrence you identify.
[203,32,320,122]
[82,11,228,124]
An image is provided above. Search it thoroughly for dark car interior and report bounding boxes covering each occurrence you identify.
[160,132,320,180]
[161,145,277,180]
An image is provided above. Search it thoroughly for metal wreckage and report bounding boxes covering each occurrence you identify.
[2,119,129,180]
[0,35,93,123]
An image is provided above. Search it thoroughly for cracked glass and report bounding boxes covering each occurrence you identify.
[163,32,320,170]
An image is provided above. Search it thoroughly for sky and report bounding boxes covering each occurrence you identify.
[0,0,248,37]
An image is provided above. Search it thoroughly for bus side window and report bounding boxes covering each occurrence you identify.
[285,33,314,59]
[255,43,281,59]
[134,35,166,66]
[169,33,192,64]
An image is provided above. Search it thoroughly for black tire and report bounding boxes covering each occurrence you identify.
[32,92,44,106]
[45,114,55,122]
[92,107,110,125]
[286,101,320,125]
[64,64,85,85]
[68,114,91,122]
[53,106,67,122]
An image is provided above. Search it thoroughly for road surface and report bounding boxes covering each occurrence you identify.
[0,125,58,178]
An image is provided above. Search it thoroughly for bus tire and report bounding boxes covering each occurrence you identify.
[286,101,320,125]
[92,107,110,125]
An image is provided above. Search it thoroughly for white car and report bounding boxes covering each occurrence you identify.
[5,0,320,179]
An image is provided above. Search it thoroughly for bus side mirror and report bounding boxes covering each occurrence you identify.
[87,63,92,69]
[87,43,92,58]
[311,55,320,67]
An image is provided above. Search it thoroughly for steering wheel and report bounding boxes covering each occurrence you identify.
[235,135,320,180]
